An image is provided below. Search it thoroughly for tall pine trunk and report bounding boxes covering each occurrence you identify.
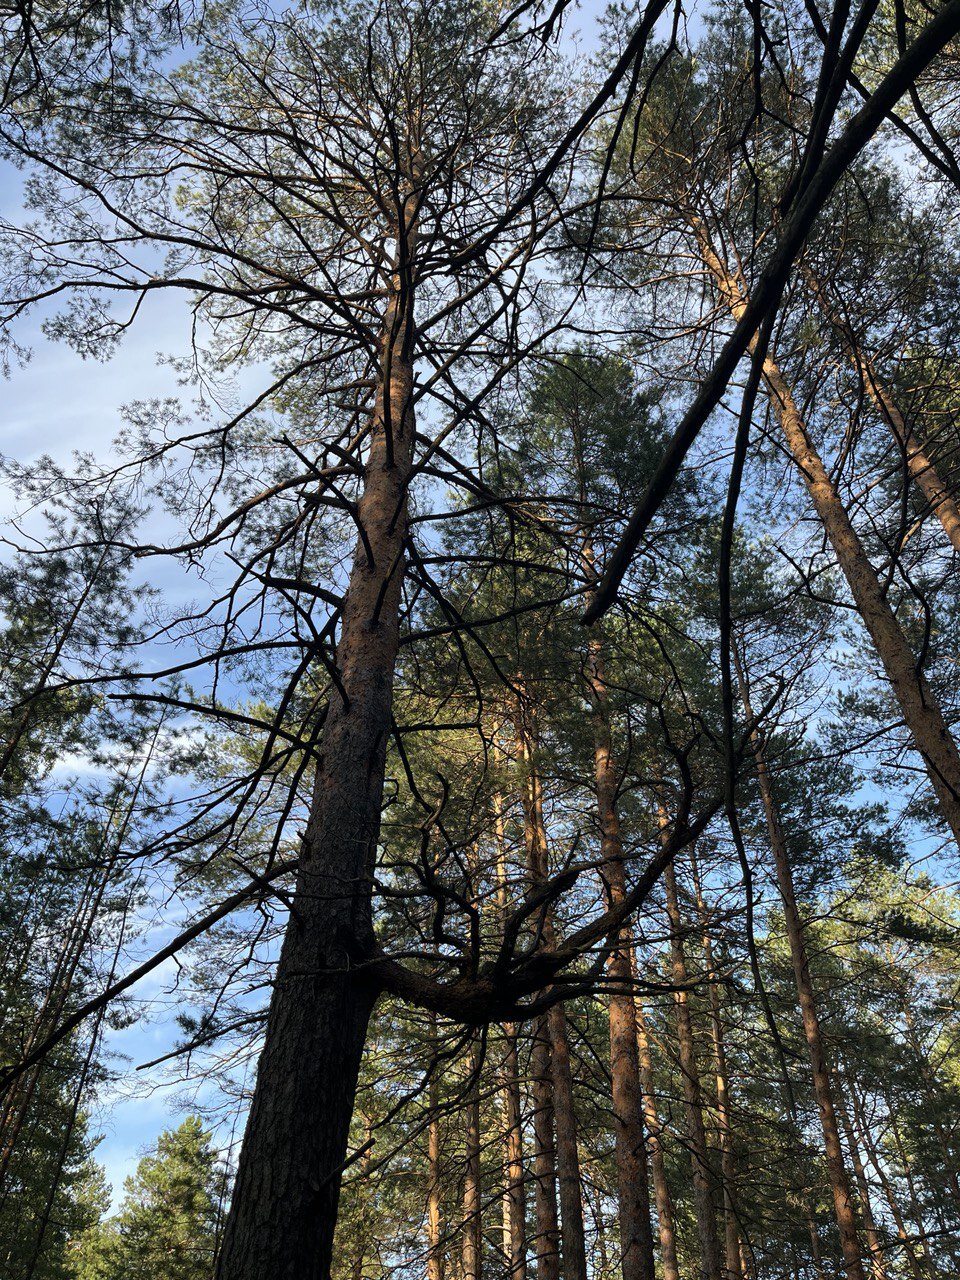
[734,648,866,1280]
[694,222,960,846]
[583,629,655,1280]
[517,704,587,1280]
[633,988,682,1280]
[689,849,744,1280]
[659,829,723,1280]
[216,196,419,1279]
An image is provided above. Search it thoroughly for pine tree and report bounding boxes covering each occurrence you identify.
[77,1118,225,1280]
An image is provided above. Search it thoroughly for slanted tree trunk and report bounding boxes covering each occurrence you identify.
[689,849,744,1280]
[803,267,960,556]
[216,186,420,1279]
[694,221,960,847]
[733,649,867,1280]
[633,988,682,1280]
[659,822,723,1280]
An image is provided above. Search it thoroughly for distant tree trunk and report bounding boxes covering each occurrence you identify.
[733,649,867,1280]
[494,794,528,1280]
[659,819,723,1280]
[832,1075,887,1280]
[216,183,420,1279]
[633,987,682,1280]
[498,1028,527,1280]
[803,267,960,556]
[462,1038,483,1280]
[428,1017,445,1280]
[689,849,744,1280]
[850,1092,928,1280]
[531,1017,561,1280]
[582,617,656,1280]
[427,1070,448,1280]
[694,221,960,848]
[517,703,587,1280]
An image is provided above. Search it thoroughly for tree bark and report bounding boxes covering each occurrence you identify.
[733,651,867,1280]
[695,222,960,848]
[583,637,655,1280]
[633,989,682,1280]
[216,194,419,1279]
[517,703,587,1280]
[531,1017,561,1280]
[689,849,744,1280]
[833,1074,888,1280]
[428,1061,445,1280]
[804,268,960,556]
[660,834,723,1280]
[500,1025,527,1280]
[462,1037,483,1280]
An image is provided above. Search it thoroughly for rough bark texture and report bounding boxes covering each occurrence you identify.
[216,208,418,1279]
[695,223,960,848]
[661,849,724,1280]
[735,656,867,1280]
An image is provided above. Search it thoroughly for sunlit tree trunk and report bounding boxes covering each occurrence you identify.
[582,640,655,1279]
[659,817,723,1280]
[689,848,744,1280]
[462,1037,483,1280]
[695,222,960,848]
[517,705,587,1280]
[733,648,867,1280]
[633,986,682,1280]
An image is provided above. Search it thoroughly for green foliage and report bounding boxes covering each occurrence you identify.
[72,1118,226,1280]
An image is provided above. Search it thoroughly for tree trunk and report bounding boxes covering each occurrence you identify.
[517,702,587,1280]
[216,203,419,1279]
[804,268,960,556]
[660,835,723,1280]
[833,1075,888,1280]
[689,848,744,1280]
[462,1038,483,1280]
[694,222,960,847]
[494,793,528,1280]
[733,651,867,1280]
[500,1025,527,1280]
[428,1017,445,1280]
[584,630,656,1280]
[531,1017,561,1280]
[633,990,682,1280]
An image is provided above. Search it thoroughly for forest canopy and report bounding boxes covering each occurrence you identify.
[2,0,960,1278]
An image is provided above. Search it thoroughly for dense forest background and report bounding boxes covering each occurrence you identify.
[2,0,960,1277]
